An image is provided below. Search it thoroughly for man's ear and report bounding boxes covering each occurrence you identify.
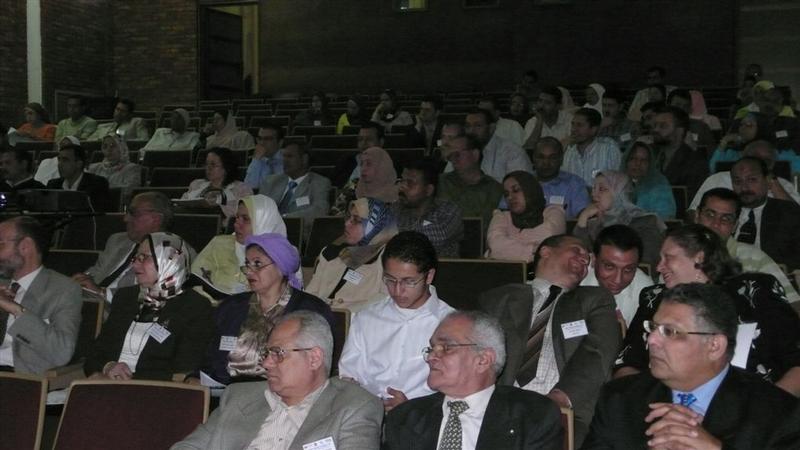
[425,268,436,286]
[475,348,496,375]
[707,335,728,362]
[308,347,324,370]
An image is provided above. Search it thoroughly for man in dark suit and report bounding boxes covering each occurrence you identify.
[652,105,709,199]
[479,234,621,447]
[0,148,45,191]
[731,156,800,271]
[46,143,110,211]
[582,283,799,449]
[384,310,564,450]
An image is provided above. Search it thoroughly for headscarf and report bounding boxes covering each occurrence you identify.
[234,195,286,265]
[583,83,605,116]
[336,197,397,269]
[25,102,51,124]
[355,146,399,202]
[173,108,190,130]
[595,171,663,229]
[137,232,191,321]
[558,86,575,110]
[101,134,130,168]
[690,90,722,131]
[244,233,303,290]
[622,142,671,190]
[58,135,81,149]
[504,171,546,230]
[206,111,239,149]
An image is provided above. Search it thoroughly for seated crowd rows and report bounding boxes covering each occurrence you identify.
[2,64,800,449]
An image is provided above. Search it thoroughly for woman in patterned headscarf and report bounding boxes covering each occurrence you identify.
[192,233,333,385]
[486,171,566,262]
[307,197,398,311]
[85,232,214,380]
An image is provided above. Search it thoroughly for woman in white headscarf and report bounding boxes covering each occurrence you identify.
[583,83,606,117]
[142,108,201,153]
[191,194,287,299]
[85,232,214,381]
[203,109,254,151]
[88,134,142,197]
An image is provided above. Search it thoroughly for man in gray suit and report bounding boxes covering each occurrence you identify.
[259,141,331,238]
[172,310,382,450]
[0,216,82,374]
[71,191,174,303]
[480,234,621,447]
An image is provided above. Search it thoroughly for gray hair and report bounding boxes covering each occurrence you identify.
[445,310,506,375]
[277,310,333,373]
[133,191,174,230]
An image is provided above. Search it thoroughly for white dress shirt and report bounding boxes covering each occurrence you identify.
[480,134,533,183]
[0,266,43,367]
[338,286,454,399]
[438,385,496,450]
[581,268,654,326]
[493,117,526,147]
[246,380,329,450]
[734,203,766,248]
[520,278,563,395]
[62,173,85,191]
[523,110,573,143]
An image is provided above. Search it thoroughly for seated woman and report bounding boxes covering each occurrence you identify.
[690,90,722,134]
[181,147,253,218]
[582,83,605,116]
[486,170,565,262]
[13,103,57,142]
[330,146,398,216]
[202,109,254,151]
[708,112,766,172]
[370,89,414,133]
[87,135,142,199]
[195,232,333,385]
[614,224,800,396]
[142,108,200,152]
[307,197,397,311]
[192,194,286,299]
[84,232,214,381]
[293,91,336,127]
[336,95,367,134]
[573,170,665,270]
[506,93,531,126]
[623,142,676,220]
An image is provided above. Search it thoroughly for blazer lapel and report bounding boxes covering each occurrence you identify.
[501,288,534,384]
[231,389,272,448]
[409,395,444,450]
[700,370,741,442]
[291,382,337,449]
[20,268,49,313]
[475,390,516,450]
[550,290,576,372]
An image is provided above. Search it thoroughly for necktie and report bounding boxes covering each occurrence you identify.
[737,210,757,244]
[99,244,139,288]
[278,180,298,214]
[438,400,469,450]
[677,392,697,408]
[0,282,21,346]
[516,285,562,386]
[538,285,562,313]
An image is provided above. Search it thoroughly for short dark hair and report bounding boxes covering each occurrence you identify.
[602,88,625,104]
[665,224,741,284]
[311,91,328,108]
[655,105,690,131]
[660,283,738,360]
[647,66,666,77]
[536,136,563,155]
[403,158,439,195]
[421,95,443,112]
[532,234,586,273]
[592,224,643,262]
[382,231,438,273]
[467,107,495,125]
[667,88,691,104]
[117,98,135,113]
[8,216,50,259]
[699,188,741,218]
[360,121,385,140]
[206,147,239,186]
[59,144,87,165]
[259,123,285,141]
[461,134,483,153]
[524,69,539,81]
[732,156,769,177]
[540,86,563,104]
[574,107,602,127]
[133,191,174,230]
[0,147,34,173]
[381,89,398,103]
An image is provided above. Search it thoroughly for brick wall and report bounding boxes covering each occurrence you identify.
[0,0,29,128]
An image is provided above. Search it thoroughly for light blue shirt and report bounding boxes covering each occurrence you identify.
[244,150,284,190]
[539,171,590,219]
[671,364,730,416]
[561,136,621,186]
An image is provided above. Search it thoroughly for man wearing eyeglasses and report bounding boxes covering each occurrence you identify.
[384,310,563,449]
[696,188,799,304]
[583,283,799,449]
[173,310,382,450]
[338,231,454,412]
[479,234,621,447]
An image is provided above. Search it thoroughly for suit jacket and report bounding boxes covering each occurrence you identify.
[760,197,800,271]
[46,171,111,211]
[171,378,383,450]
[85,232,138,290]
[383,385,564,450]
[581,368,799,449]
[480,284,621,446]
[661,143,708,200]
[259,171,331,236]
[6,268,83,375]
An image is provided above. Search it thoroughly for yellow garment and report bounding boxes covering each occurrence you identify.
[336,113,350,134]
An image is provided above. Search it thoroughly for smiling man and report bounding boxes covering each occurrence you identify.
[338,231,454,411]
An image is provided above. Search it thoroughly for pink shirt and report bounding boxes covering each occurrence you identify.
[486,205,566,262]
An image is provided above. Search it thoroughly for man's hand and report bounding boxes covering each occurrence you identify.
[252,143,268,160]
[767,175,792,201]
[383,387,409,412]
[547,388,572,409]
[72,273,101,291]
[645,402,721,450]
[0,285,22,315]
[104,362,133,381]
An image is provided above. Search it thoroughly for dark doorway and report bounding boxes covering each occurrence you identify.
[200,8,244,99]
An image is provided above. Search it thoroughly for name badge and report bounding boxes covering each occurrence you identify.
[422,220,433,227]
[219,336,237,352]
[776,130,789,138]
[295,196,310,207]
[303,437,336,450]
[690,132,699,142]
[436,139,442,147]
[385,113,394,120]
[313,120,322,126]
[549,195,565,205]
[344,269,363,285]
[620,133,632,142]
[148,324,171,344]
[591,169,600,179]
[561,320,588,339]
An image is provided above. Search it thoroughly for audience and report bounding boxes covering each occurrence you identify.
[532,137,590,219]
[0,216,82,375]
[622,141,676,219]
[293,91,335,126]
[339,231,455,411]
[335,95,367,134]
[598,88,639,148]
[87,135,142,198]
[243,124,285,190]
[668,88,717,152]
[627,65,675,122]
[331,121,384,188]
[486,170,565,263]
[202,109,255,150]
[306,197,397,311]
[477,96,526,147]
[46,142,111,211]
[331,146,398,216]
[523,86,574,149]
[371,89,414,133]
[506,92,531,126]
[89,98,150,141]
[181,147,253,219]
[13,103,56,142]
[142,108,200,152]
[0,147,45,191]
[561,107,621,186]
[409,95,444,153]
[651,105,709,199]
[462,107,532,182]
[55,95,97,141]
[708,112,766,172]
[582,83,605,116]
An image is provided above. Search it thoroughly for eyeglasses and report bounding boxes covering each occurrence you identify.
[422,343,478,361]
[261,346,314,363]
[130,253,153,264]
[240,261,275,274]
[699,208,737,226]
[382,274,427,290]
[643,320,717,340]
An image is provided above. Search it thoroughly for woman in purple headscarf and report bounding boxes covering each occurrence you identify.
[191,232,333,386]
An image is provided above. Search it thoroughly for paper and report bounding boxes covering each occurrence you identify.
[344,269,363,285]
[303,437,336,450]
[422,220,432,227]
[776,130,788,138]
[295,196,310,207]
[148,324,171,343]
[561,320,589,339]
[313,120,322,126]
[620,133,632,142]
[219,335,237,352]
[200,371,227,388]
[549,195,565,205]
[731,323,757,369]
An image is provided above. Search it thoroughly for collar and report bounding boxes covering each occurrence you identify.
[64,172,85,190]
[265,379,329,411]
[288,172,308,185]
[671,365,729,415]
[389,284,442,316]
[443,384,495,414]
[13,265,44,293]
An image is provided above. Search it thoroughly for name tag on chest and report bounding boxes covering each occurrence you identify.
[549,195,565,205]
[303,437,336,450]
[561,320,588,339]
[295,196,310,207]
[344,269,363,285]
[148,324,171,343]
[219,335,237,352]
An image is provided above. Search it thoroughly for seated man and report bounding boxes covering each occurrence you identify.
[561,107,621,186]
[384,310,564,450]
[258,141,330,238]
[463,108,532,182]
[244,124,285,190]
[478,96,526,147]
[597,89,639,149]
[172,311,383,450]
[580,224,653,326]
[89,98,150,141]
[480,234,621,446]
[0,147,45,191]
[437,135,503,232]
[409,95,444,153]
[141,108,200,152]
[668,88,716,152]
[394,159,463,257]
[523,86,574,150]
[54,95,97,141]
[339,231,455,411]
[46,143,110,211]
[583,283,799,449]
[651,105,709,199]
[533,137,590,219]
[0,217,82,374]
[696,187,799,304]
[71,192,175,303]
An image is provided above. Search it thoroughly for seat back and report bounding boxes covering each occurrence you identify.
[458,217,483,258]
[434,259,527,310]
[671,185,688,220]
[46,250,100,277]
[560,407,574,450]
[72,297,105,362]
[330,308,351,377]
[303,216,345,267]
[283,216,303,255]
[54,380,209,450]
[310,134,358,149]
[170,214,222,252]
[149,167,206,187]
[310,148,357,167]
[140,150,193,168]
[0,372,47,450]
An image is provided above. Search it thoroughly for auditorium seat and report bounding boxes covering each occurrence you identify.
[195,149,250,167]
[303,216,344,267]
[671,185,688,220]
[310,149,357,167]
[249,115,290,129]
[149,167,206,187]
[459,217,483,258]
[330,308,350,377]
[283,216,303,255]
[434,259,527,310]
[292,125,337,137]
[0,372,47,450]
[140,150,193,168]
[310,134,358,149]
